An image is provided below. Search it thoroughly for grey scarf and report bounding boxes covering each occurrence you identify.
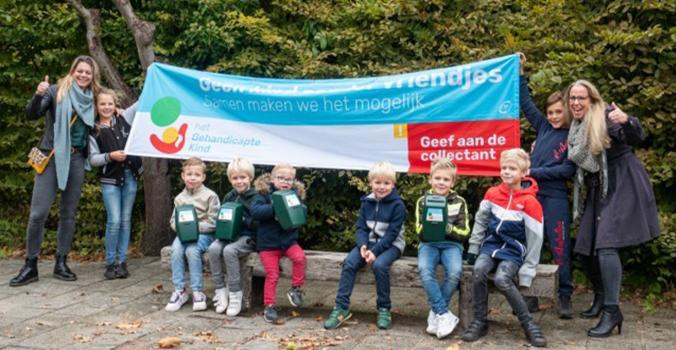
[54,84,95,190]
[567,119,608,220]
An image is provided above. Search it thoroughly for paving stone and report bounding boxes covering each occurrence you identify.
[0,257,674,349]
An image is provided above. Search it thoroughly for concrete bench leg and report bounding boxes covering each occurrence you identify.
[459,271,473,330]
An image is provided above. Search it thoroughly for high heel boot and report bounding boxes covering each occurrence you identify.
[53,254,77,281]
[10,257,39,286]
[580,293,604,318]
[588,305,623,337]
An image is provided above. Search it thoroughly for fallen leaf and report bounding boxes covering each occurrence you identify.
[290,310,300,317]
[152,284,164,294]
[116,320,143,330]
[158,336,182,348]
[193,330,217,343]
[539,303,554,311]
[447,343,460,350]
[73,334,92,343]
[315,315,323,322]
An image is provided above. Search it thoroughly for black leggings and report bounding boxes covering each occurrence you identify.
[585,248,621,306]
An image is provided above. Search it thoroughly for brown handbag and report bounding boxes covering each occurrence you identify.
[27,115,78,174]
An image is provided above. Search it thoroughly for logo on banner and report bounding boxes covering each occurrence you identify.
[149,97,188,154]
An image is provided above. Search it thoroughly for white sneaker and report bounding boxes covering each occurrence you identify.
[436,311,459,339]
[192,291,207,311]
[165,289,189,312]
[426,310,438,335]
[226,290,243,316]
[213,287,228,314]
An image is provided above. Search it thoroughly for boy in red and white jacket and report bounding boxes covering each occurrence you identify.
[462,148,547,348]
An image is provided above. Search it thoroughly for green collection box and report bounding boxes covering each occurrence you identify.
[215,202,243,241]
[421,194,448,242]
[175,204,199,243]
[272,190,306,230]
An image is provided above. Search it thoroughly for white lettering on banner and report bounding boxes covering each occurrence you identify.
[198,68,503,96]
[191,133,262,147]
[420,149,497,162]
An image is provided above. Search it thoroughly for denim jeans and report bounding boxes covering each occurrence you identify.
[101,169,138,265]
[335,245,401,310]
[26,152,85,258]
[171,234,214,291]
[417,241,463,315]
[472,254,532,325]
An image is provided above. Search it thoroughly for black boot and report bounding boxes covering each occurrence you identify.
[559,295,573,319]
[522,320,547,347]
[10,257,39,287]
[53,254,77,281]
[115,262,129,279]
[588,305,623,337]
[462,319,488,342]
[104,264,117,280]
[580,293,604,318]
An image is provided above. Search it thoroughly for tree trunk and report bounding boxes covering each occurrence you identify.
[113,0,172,255]
[68,0,135,106]
[72,0,173,255]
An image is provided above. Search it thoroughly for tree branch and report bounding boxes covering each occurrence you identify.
[113,0,156,70]
[68,0,135,106]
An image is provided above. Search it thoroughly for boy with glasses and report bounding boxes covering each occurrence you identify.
[251,163,307,323]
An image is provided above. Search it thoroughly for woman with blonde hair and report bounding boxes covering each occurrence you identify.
[565,79,659,337]
[10,55,102,286]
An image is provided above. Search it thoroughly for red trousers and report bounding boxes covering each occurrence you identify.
[259,244,306,306]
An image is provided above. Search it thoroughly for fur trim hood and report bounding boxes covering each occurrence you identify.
[254,173,306,199]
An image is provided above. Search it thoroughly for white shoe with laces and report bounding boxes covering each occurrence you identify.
[426,310,438,335]
[436,311,459,339]
[165,289,189,312]
[192,291,207,311]
[213,287,228,314]
[227,290,243,317]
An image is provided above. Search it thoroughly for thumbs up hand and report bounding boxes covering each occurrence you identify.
[36,75,50,96]
[608,102,628,124]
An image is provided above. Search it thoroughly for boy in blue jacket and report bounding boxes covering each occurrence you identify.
[324,161,407,331]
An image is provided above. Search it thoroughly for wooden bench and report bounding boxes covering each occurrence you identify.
[160,247,558,329]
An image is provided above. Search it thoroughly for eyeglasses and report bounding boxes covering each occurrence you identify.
[275,176,294,184]
[568,96,589,102]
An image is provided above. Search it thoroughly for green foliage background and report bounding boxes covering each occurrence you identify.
[1,1,673,296]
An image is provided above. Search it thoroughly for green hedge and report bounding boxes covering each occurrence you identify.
[1,1,673,297]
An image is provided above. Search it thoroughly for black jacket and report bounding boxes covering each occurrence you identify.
[250,173,306,251]
[90,115,142,186]
[221,187,259,239]
[26,84,90,156]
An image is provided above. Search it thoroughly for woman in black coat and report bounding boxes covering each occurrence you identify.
[565,79,659,337]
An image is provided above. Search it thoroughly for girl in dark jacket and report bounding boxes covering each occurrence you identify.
[565,79,659,337]
[11,55,102,286]
[250,164,307,323]
[519,53,576,318]
[88,89,142,280]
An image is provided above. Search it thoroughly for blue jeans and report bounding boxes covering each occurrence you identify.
[335,245,401,310]
[171,234,214,291]
[101,169,137,265]
[417,241,463,315]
